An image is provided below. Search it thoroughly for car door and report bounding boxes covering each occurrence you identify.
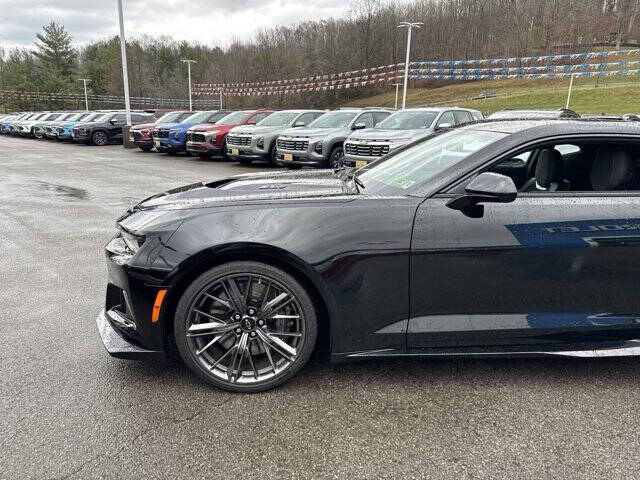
[109,113,127,141]
[408,135,640,350]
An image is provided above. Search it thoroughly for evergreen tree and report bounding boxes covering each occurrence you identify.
[33,21,77,93]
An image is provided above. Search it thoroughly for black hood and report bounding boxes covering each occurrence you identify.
[136,170,353,210]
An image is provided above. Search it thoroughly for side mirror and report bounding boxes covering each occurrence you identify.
[109,119,117,125]
[446,172,517,216]
[435,122,452,131]
[352,123,366,130]
[293,121,305,127]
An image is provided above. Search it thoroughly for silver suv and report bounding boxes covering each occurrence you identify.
[227,110,325,165]
[344,107,483,168]
[276,108,393,169]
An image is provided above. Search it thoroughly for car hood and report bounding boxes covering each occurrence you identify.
[229,125,283,136]
[131,122,155,132]
[189,123,238,133]
[134,170,354,211]
[154,122,181,130]
[280,126,344,138]
[348,128,430,141]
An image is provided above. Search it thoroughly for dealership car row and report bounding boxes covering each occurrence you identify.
[2,106,639,170]
[1,106,488,169]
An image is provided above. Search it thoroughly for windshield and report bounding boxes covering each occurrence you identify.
[156,111,189,123]
[376,111,438,130]
[217,111,250,125]
[308,112,357,128]
[69,112,88,121]
[83,113,103,122]
[182,111,216,124]
[358,128,507,194]
[44,113,62,120]
[257,112,298,127]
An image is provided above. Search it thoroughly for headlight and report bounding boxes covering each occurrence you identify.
[206,131,218,143]
[314,141,323,153]
[140,129,150,136]
[256,137,264,148]
[106,231,145,265]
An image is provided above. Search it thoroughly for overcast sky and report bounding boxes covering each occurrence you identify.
[0,0,375,51]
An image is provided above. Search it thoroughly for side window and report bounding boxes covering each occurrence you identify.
[249,113,270,124]
[297,113,315,126]
[373,112,390,124]
[355,112,375,128]
[436,111,456,127]
[313,112,325,120]
[207,112,227,123]
[453,111,472,125]
[112,114,126,124]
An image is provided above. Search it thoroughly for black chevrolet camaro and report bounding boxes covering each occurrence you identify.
[98,119,640,392]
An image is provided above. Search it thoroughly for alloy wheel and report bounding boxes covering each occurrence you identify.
[330,148,344,168]
[184,273,307,386]
[93,131,107,146]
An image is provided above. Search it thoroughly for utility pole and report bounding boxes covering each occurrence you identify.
[566,73,576,109]
[397,22,423,109]
[392,83,402,110]
[77,78,91,110]
[219,89,223,109]
[181,59,197,111]
[117,0,131,125]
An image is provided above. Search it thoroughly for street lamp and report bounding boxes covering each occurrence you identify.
[397,22,423,109]
[77,78,91,111]
[117,0,131,125]
[181,59,197,111]
[392,83,402,110]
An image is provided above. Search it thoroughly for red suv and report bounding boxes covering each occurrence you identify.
[185,109,274,159]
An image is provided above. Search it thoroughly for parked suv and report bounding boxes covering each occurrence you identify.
[72,111,155,145]
[15,112,52,137]
[185,109,274,159]
[153,110,230,154]
[344,107,483,168]
[276,108,392,169]
[130,110,191,151]
[43,112,91,140]
[226,110,325,165]
[34,112,78,139]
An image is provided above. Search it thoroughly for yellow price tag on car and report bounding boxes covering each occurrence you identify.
[355,160,367,168]
[154,140,160,147]
[231,148,239,156]
[284,153,293,161]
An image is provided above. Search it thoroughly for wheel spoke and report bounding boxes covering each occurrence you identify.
[246,340,259,380]
[268,331,302,338]
[223,278,245,312]
[187,321,239,337]
[203,293,232,311]
[260,337,277,374]
[194,308,227,323]
[196,330,234,355]
[227,332,249,382]
[256,328,297,362]
[261,292,291,317]
[270,314,300,320]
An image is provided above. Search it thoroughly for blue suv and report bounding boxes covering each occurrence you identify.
[57,112,105,141]
[152,110,229,154]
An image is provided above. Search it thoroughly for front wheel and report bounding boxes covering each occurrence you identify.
[91,131,108,146]
[174,261,318,393]
[329,146,344,168]
[139,145,153,152]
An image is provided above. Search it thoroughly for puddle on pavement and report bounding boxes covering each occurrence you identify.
[34,181,89,200]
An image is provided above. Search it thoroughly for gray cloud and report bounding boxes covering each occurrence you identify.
[0,0,366,51]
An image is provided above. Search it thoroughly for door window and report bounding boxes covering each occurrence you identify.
[249,112,271,124]
[296,113,315,126]
[436,111,456,127]
[355,113,375,128]
[453,111,472,125]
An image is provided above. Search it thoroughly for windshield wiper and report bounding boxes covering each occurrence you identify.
[333,165,365,194]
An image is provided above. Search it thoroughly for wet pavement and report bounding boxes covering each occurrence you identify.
[2,135,640,479]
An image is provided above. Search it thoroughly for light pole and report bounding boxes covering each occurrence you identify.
[397,22,423,109]
[117,0,131,125]
[77,78,91,110]
[181,59,197,111]
[392,83,402,110]
[219,89,223,109]
[566,72,576,109]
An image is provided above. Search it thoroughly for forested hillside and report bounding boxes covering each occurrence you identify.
[1,0,639,110]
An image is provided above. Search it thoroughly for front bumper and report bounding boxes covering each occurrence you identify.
[276,149,326,167]
[343,153,381,168]
[96,309,164,360]
[186,140,223,155]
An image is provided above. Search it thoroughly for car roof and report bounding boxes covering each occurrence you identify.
[462,118,640,135]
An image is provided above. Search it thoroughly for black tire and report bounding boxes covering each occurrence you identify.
[91,131,108,146]
[174,261,318,393]
[329,146,345,168]
[269,144,277,165]
[139,145,153,152]
[221,138,229,160]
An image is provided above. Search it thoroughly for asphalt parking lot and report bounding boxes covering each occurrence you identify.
[2,135,640,479]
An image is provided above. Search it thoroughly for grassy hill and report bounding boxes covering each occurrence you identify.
[344,77,640,115]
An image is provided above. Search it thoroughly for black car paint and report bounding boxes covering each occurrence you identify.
[73,113,154,144]
[101,120,640,362]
